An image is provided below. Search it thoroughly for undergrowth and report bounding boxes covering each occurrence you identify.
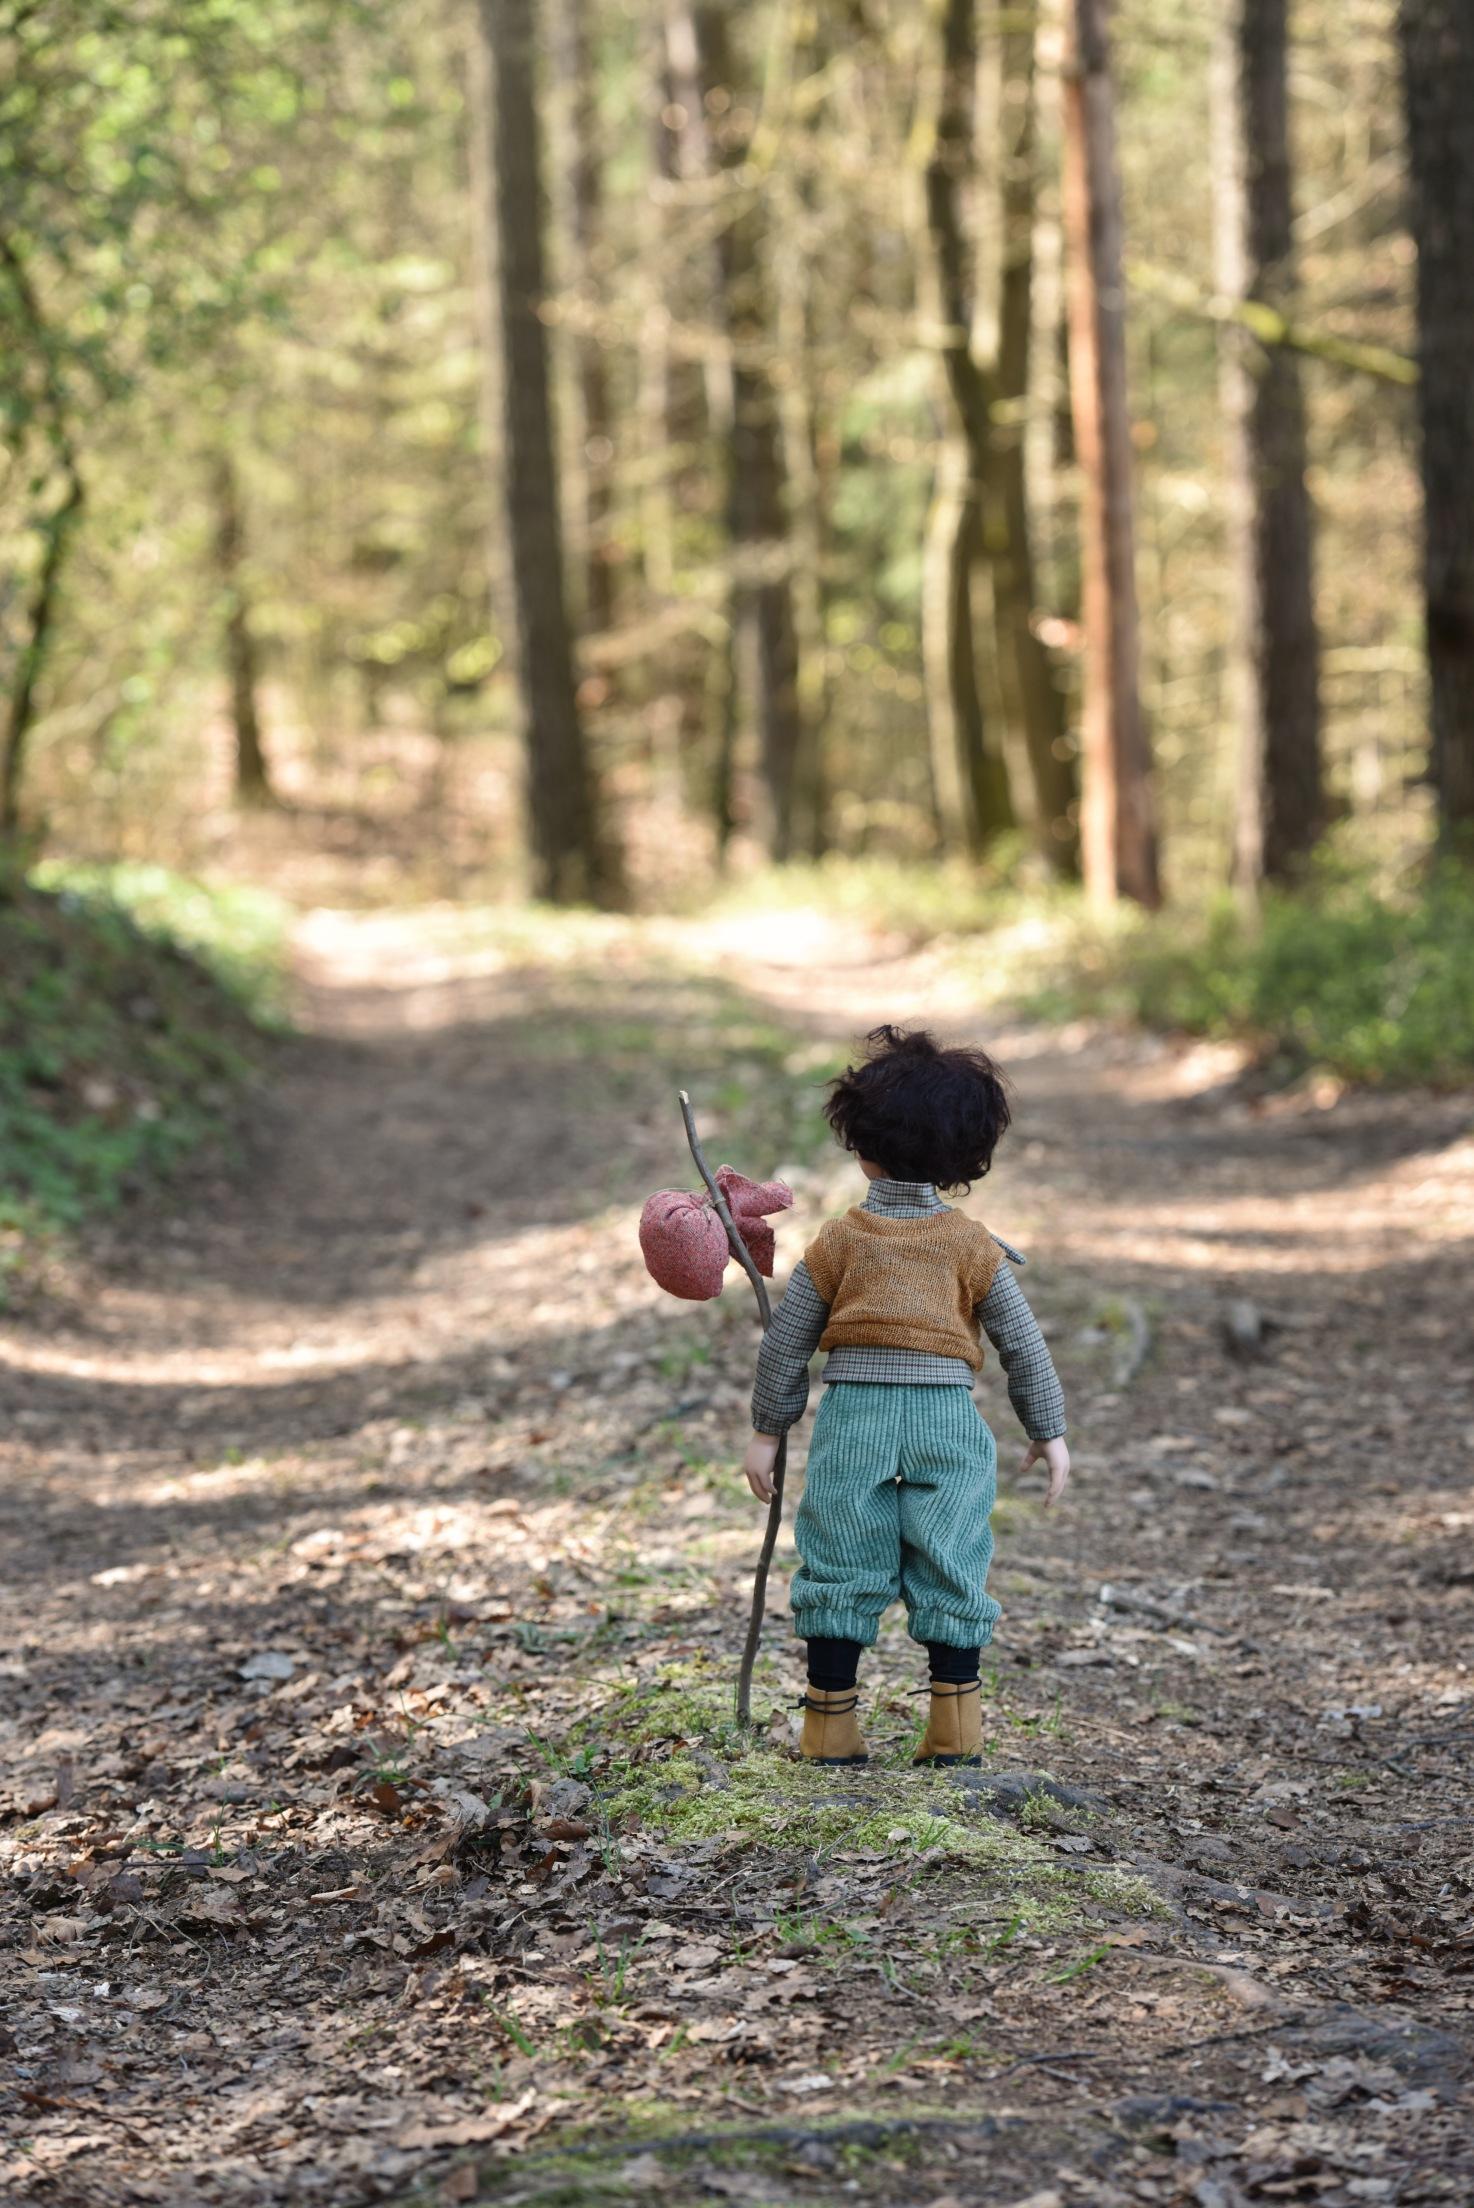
[31,860,292,1024]
[1017,857,1474,1086]
[0,866,281,1297]
[704,849,1474,1087]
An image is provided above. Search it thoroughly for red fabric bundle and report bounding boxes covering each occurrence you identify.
[639,1166,793,1301]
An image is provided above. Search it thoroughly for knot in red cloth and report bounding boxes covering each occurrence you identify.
[639,1165,793,1300]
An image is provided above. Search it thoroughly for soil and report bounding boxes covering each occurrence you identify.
[2,904,1471,2208]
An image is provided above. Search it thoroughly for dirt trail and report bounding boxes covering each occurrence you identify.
[2,908,1471,2208]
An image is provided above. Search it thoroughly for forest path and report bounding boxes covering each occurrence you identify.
[2,905,1471,2208]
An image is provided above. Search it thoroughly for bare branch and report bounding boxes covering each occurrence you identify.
[678,1088,786,1727]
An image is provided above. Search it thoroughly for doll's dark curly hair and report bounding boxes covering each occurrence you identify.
[824,1025,1011,1193]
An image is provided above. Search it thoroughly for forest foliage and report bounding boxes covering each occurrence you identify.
[1,0,1471,1121]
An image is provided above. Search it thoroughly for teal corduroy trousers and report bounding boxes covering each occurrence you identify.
[790,1382,1000,1648]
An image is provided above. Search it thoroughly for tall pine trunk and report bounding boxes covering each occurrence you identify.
[0,237,84,844]
[472,0,615,905]
[671,0,806,861]
[921,0,1015,856]
[771,6,833,860]
[0,466,81,842]
[1211,0,1322,889]
[1060,0,1159,908]
[212,450,275,807]
[988,0,1078,871]
[1026,0,1077,631]
[649,19,736,849]
[555,0,618,634]
[1398,0,1474,844]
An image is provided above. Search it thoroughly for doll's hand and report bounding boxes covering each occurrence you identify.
[744,1432,780,1503]
[1018,1436,1070,1507]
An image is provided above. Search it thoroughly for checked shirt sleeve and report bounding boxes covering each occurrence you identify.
[977,1264,1066,1442]
[750,1261,830,1434]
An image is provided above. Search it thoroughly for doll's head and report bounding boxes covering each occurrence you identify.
[824,1025,1011,1193]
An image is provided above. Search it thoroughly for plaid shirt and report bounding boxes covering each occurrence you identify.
[750,1178,1067,1442]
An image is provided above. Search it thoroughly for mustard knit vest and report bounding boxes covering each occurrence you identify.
[802,1208,1005,1369]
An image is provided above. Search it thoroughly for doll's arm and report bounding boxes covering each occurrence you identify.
[977,1264,1066,1441]
[750,1261,830,1435]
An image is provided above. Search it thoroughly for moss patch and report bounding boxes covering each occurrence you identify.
[590,1665,1157,1923]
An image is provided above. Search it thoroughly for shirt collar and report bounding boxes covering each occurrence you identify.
[862,1178,946,1217]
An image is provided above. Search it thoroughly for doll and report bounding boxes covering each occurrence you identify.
[744,1025,1070,1769]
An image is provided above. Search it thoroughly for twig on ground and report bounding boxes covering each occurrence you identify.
[1118,1953,1291,2009]
[1147,2015,1309,2062]
[1097,1582,1234,1639]
[1380,1753,1474,1789]
[678,1089,786,1729]
[983,2047,1100,2083]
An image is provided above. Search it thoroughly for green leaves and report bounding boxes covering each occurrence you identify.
[0,1,350,421]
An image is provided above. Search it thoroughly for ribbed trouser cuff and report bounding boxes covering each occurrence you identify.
[908,1608,996,1648]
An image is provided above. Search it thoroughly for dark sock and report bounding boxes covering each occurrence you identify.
[805,1636,863,1692]
[926,1641,981,1685]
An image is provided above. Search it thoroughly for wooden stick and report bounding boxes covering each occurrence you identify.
[678,1089,786,1728]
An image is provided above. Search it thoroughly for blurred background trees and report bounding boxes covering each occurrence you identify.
[1398,0,1474,849]
[0,0,1463,907]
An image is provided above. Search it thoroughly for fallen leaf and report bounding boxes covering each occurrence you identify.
[396,2090,536,2148]
[671,1942,722,1970]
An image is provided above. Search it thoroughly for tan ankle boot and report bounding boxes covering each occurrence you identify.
[799,1687,868,1765]
[913,1680,982,1767]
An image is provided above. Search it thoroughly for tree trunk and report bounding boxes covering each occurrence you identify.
[1211,0,1322,890]
[472,0,616,905]
[777,303,832,859]
[1060,0,1160,907]
[987,0,1079,871]
[1027,0,1076,616]
[672,0,806,861]
[772,7,833,860]
[648,21,733,849]
[1398,0,1474,844]
[0,233,85,844]
[921,0,1016,856]
[923,448,1010,854]
[212,450,275,807]
[639,47,682,604]
[555,0,618,635]
[0,461,82,842]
